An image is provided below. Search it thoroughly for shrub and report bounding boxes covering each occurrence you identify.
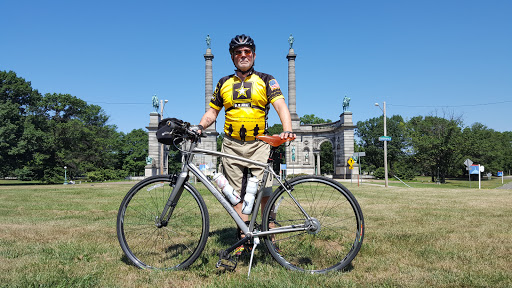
[374,167,386,179]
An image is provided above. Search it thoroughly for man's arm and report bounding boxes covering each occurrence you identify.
[198,107,220,133]
[272,98,296,139]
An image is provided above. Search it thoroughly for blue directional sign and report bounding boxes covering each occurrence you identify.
[470,165,480,175]
[497,171,503,177]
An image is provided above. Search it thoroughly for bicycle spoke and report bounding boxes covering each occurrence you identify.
[117,178,209,270]
[263,176,364,273]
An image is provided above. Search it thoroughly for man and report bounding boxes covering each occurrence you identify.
[198,34,295,255]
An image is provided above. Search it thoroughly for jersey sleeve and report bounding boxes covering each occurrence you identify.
[209,80,224,110]
[266,76,285,104]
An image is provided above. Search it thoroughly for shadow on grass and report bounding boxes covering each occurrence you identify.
[209,227,238,246]
[120,254,139,268]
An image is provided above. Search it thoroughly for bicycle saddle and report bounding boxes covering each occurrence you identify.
[256,135,295,147]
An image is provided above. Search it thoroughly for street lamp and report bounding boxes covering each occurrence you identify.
[375,102,389,188]
[64,166,68,185]
[160,99,169,175]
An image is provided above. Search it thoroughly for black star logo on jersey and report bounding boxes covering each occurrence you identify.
[233,82,252,101]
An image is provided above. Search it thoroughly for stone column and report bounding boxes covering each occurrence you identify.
[287,49,301,130]
[316,153,321,175]
[204,48,215,117]
[145,112,161,177]
[198,47,218,175]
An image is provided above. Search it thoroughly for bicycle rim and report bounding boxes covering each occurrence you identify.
[117,177,209,270]
[263,176,364,273]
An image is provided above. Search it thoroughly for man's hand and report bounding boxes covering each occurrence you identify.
[279,131,296,140]
[194,125,204,135]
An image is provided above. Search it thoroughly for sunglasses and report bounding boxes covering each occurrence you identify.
[234,49,253,56]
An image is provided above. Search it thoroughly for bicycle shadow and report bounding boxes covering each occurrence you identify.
[208,227,238,246]
[208,227,276,273]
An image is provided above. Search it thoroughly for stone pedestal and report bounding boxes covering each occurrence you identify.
[334,112,356,179]
[145,112,161,177]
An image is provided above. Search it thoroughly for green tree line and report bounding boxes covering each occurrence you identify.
[294,114,511,182]
[1,71,148,183]
[356,114,512,182]
[3,71,511,184]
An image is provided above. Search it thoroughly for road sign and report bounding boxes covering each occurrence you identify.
[497,171,503,177]
[470,165,479,175]
[464,159,473,167]
[353,152,366,157]
[347,157,354,166]
[378,136,392,141]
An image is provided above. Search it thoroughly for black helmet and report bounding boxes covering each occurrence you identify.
[229,34,256,54]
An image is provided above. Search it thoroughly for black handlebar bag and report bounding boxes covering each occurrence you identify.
[156,118,186,145]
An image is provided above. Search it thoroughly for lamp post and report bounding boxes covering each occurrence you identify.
[64,166,68,185]
[160,99,168,175]
[375,102,389,188]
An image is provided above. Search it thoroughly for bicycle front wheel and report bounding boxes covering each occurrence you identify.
[117,176,209,270]
[262,176,364,273]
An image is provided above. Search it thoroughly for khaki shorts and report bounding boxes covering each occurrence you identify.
[221,137,273,198]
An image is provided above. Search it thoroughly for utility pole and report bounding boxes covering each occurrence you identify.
[375,102,389,187]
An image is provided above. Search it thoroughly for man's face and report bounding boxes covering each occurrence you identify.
[232,46,255,72]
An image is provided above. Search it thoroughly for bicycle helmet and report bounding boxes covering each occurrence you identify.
[229,34,256,54]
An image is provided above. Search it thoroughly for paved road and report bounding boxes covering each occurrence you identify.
[497,175,512,189]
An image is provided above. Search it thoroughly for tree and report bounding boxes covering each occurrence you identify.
[300,114,331,125]
[355,115,408,175]
[0,71,43,178]
[407,115,464,183]
[35,93,120,182]
[320,141,333,175]
[461,123,511,175]
[119,129,148,176]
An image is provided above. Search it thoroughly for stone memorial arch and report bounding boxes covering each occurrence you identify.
[284,112,357,178]
[145,35,357,178]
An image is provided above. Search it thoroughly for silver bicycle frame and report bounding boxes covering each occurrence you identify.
[164,140,312,238]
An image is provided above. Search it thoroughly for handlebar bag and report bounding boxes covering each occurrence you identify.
[156,118,186,145]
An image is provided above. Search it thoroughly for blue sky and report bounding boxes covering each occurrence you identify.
[2,0,511,133]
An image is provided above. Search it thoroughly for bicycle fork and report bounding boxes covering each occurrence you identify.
[156,172,188,228]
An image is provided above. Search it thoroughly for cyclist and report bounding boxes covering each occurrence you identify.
[198,34,295,255]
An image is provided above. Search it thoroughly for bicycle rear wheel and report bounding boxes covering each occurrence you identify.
[117,175,209,270]
[262,175,364,273]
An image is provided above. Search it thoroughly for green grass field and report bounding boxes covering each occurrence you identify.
[1,180,511,287]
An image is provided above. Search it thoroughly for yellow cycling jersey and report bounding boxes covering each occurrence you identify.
[210,71,284,141]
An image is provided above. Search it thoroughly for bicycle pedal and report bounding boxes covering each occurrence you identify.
[216,258,237,271]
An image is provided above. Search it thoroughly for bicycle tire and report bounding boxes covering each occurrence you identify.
[262,175,364,273]
[117,175,209,270]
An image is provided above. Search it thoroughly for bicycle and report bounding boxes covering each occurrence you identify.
[116,118,364,275]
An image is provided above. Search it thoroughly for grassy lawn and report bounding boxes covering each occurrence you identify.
[0,180,511,287]
[360,175,512,189]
